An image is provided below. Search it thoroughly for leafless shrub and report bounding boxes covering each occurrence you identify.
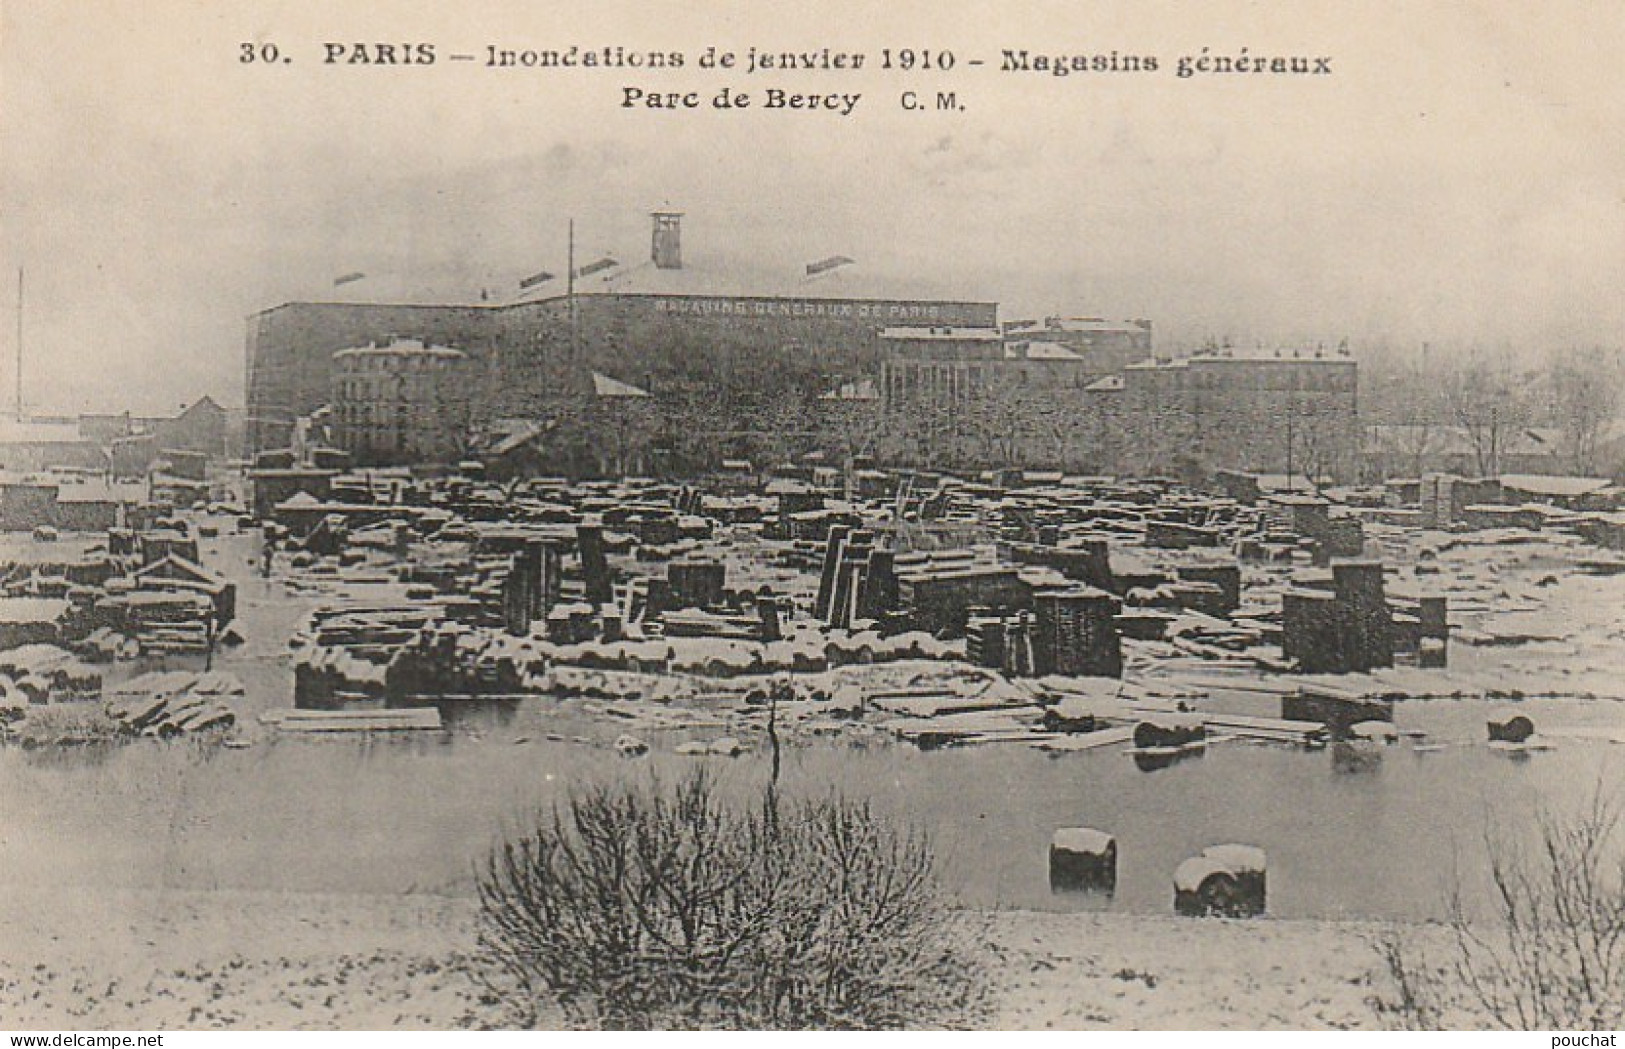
[1374,788,1625,1029]
[476,769,986,1029]
[4,702,121,747]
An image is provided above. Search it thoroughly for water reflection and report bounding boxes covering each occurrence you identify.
[2,696,1620,922]
[1331,740,1386,774]
[1133,745,1205,773]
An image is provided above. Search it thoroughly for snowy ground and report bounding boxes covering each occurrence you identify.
[0,885,1399,1030]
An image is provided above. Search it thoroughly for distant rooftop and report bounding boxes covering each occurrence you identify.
[1007,341,1084,361]
[1497,474,1612,498]
[549,258,986,306]
[1006,317,1151,335]
[591,372,651,399]
[260,212,993,313]
[1128,349,1356,369]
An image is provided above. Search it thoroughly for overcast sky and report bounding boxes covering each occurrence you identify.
[2,0,1621,414]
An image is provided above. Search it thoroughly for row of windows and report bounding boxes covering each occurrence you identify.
[335,355,462,375]
[334,377,472,402]
[880,362,1091,400]
[1127,370,1356,393]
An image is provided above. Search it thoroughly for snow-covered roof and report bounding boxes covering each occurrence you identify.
[591,372,651,399]
[1498,474,1612,498]
[332,338,465,361]
[1008,341,1084,361]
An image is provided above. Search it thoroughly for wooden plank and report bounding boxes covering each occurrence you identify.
[1297,678,1370,700]
[1147,675,1297,696]
[273,711,442,724]
[276,719,442,733]
[1030,725,1137,752]
[879,708,1041,739]
[1199,712,1325,742]
[868,694,1041,718]
[265,708,442,731]
[263,708,402,721]
[865,686,974,700]
[945,730,1068,746]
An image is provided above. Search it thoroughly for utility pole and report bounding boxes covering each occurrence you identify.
[1285,398,1295,491]
[14,267,23,420]
[567,220,579,361]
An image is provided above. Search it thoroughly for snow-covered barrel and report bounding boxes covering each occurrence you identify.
[1133,713,1206,750]
[1041,691,1119,734]
[1049,827,1117,893]
[1173,844,1266,917]
[1487,715,1535,744]
[1349,720,1399,744]
[614,734,649,757]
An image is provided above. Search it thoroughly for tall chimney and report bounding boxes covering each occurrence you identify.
[651,211,683,270]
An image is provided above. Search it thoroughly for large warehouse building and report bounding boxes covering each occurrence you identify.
[246,209,1360,479]
[245,212,998,455]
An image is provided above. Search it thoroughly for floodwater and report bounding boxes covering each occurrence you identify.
[3,521,1623,922]
[3,694,1622,921]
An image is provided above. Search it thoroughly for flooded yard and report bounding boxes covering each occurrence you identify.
[5,691,1621,921]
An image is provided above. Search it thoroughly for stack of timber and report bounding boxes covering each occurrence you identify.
[105,671,241,736]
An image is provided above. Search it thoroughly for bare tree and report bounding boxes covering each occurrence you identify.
[594,397,660,477]
[1442,352,1534,477]
[1022,388,1087,469]
[1374,787,1625,1030]
[815,393,881,467]
[1394,347,1450,477]
[880,387,961,471]
[1401,424,1444,480]
[750,386,818,467]
[653,387,728,474]
[1290,407,1358,489]
[1545,346,1624,475]
[964,376,1041,468]
[477,769,987,1030]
